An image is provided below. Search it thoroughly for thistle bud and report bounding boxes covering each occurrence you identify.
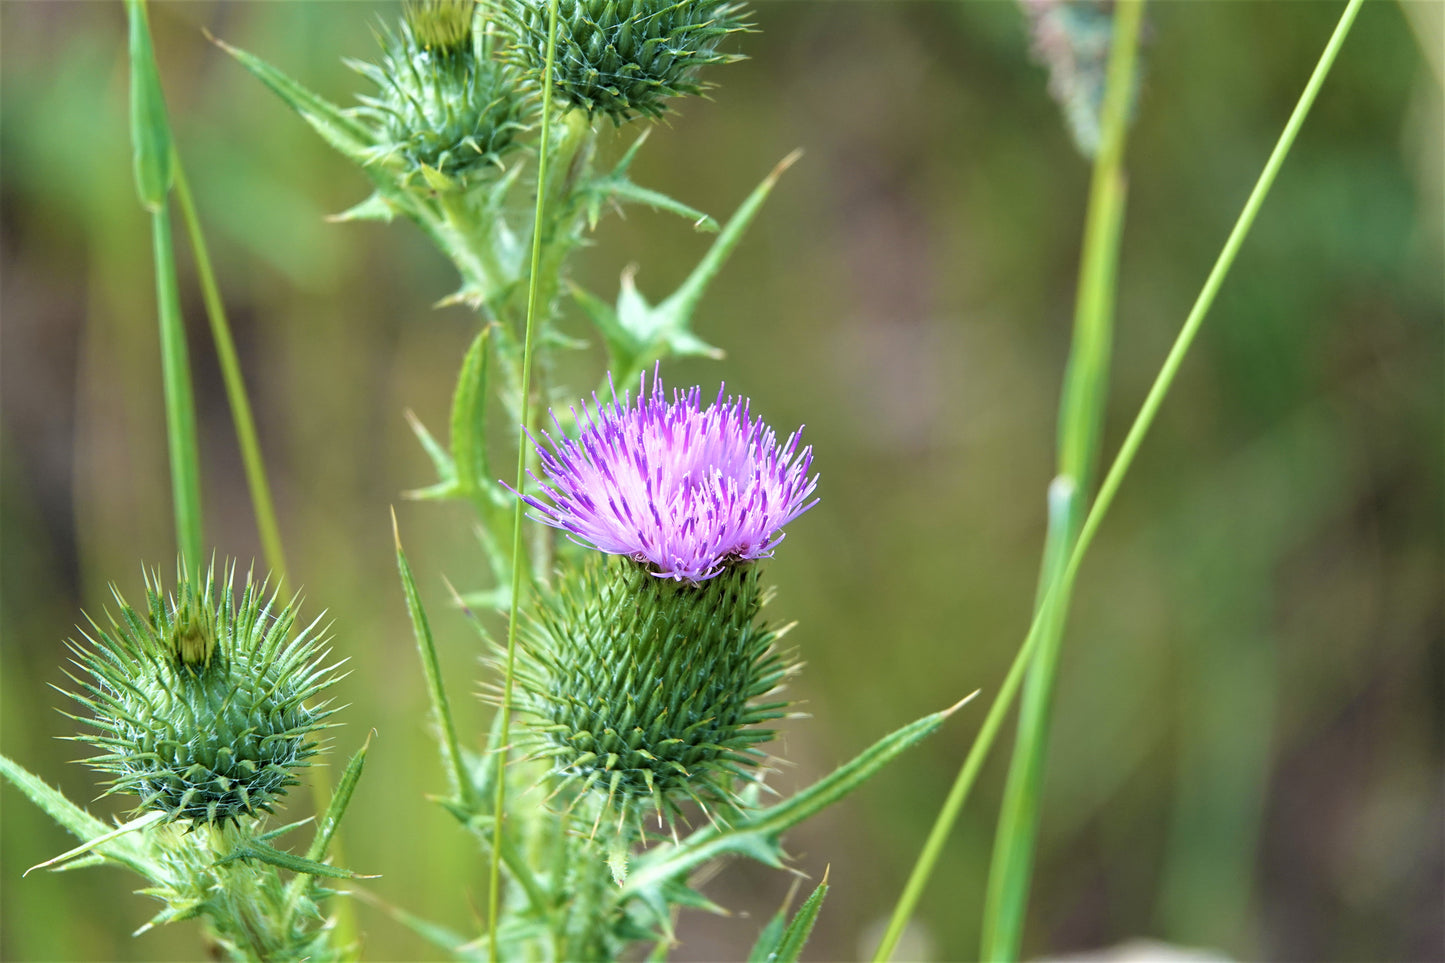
[63,563,341,827]
[503,0,751,123]
[506,370,817,873]
[354,1,529,187]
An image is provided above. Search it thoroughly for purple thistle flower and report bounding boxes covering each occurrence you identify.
[520,369,819,582]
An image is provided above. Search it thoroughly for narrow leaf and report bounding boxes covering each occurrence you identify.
[306,733,370,862]
[26,810,166,876]
[655,150,801,330]
[217,838,373,879]
[393,511,473,808]
[450,330,492,497]
[213,35,377,165]
[0,753,157,877]
[775,875,829,962]
[125,0,173,209]
[623,696,972,897]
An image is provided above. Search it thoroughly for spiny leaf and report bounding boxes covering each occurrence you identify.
[306,734,370,862]
[622,696,973,898]
[216,838,372,879]
[0,753,159,879]
[212,34,377,166]
[775,874,829,962]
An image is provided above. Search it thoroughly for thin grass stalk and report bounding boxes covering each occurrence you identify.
[172,161,289,588]
[980,1,1144,957]
[128,0,201,578]
[490,1,562,959]
[871,1,1365,957]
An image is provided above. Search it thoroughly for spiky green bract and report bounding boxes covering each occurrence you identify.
[351,4,529,189]
[505,555,791,870]
[502,0,751,123]
[63,563,341,827]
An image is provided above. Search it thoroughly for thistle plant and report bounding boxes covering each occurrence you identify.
[2,0,1377,959]
[4,565,367,962]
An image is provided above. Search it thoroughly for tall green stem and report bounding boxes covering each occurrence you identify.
[489,1,560,959]
[172,161,289,588]
[981,2,1143,958]
[151,202,203,578]
[127,0,202,578]
[871,1,1365,958]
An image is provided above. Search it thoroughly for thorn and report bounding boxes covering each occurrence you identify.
[942,690,982,717]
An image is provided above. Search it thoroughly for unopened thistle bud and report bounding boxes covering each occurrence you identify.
[503,0,751,123]
[505,371,817,871]
[63,563,341,827]
[354,0,529,186]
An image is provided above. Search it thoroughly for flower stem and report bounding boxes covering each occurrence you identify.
[490,0,561,959]
[981,2,1143,958]
[871,1,1365,958]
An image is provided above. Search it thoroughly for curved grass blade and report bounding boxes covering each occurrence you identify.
[872,2,1367,957]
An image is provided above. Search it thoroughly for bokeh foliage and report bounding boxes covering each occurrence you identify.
[1,2,1440,960]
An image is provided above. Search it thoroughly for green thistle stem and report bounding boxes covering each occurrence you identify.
[872,1,1365,958]
[981,1,1142,958]
[491,0,561,959]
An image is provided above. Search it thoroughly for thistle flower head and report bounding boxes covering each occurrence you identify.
[522,369,818,582]
[506,555,792,877]
[352,2,529,186]
[502,0,752,123]
[62,563,341,826]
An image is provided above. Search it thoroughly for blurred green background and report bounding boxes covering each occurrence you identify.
[2,2,1440,960]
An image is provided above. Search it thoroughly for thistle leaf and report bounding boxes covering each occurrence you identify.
[622,697,972,898]
[449,329,493,500]
[216,838,372,879]
[213,35,377,167]
[775,876,829,962]
[330,191,399,223]
[394,512,473,809]
[306,734,370,862]
[0,753,159,879]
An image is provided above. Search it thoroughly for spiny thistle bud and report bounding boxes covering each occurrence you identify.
[352,0,529,186]
[502,0,751,123]
[62,563,341,827]
[506,370,816,875]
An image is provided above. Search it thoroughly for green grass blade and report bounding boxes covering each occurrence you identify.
[872,2,1366,958]
[172,161,289,588]
[491,2,561,959]
[125,0,171,210]
[981,1,1143,958]
[127,0,202,576]
[150,204,202,574]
